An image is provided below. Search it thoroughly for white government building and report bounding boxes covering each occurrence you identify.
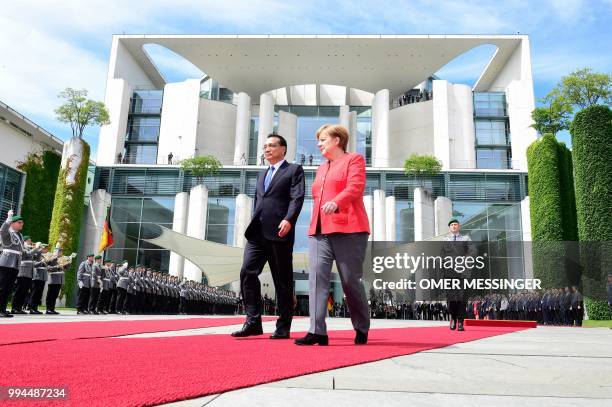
[87,35,535,302]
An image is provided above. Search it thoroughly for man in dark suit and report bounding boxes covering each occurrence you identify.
[232,134,305,339]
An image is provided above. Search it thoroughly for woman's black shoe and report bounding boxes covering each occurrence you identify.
[294,333,328,346]
[354,330,368,345]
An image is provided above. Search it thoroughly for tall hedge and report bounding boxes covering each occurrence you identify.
[556,142,581,285]
[48,138,90,306]
[570,105,612,310]
[17,151,61,242]
[526,133,568,288]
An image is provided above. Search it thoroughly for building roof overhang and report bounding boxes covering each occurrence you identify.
[0,100,63,154]
[114,34,526,98]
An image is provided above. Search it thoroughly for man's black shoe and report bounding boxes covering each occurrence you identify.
[458,321,465,331]
[29,309,42,315]
[294,333,329,346]
[0,312,14,318]
[354,330,368,345]
[231,321,263,337]
[270,330,290,339]
[450,319,457,330]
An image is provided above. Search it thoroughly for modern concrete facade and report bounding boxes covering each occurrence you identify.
[87,35,535,296]
[0,100,63,219]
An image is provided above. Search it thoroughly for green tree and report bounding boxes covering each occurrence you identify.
[547,68,611,111]
[403,154,442,187]
[180,155,222,184]
[530,98,571,135]
[54,88,110,139]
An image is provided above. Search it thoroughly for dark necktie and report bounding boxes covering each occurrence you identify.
[264,166,275,192]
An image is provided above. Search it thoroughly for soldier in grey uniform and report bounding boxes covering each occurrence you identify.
[45,247,68,314]
[0,210,25,318]
[77,254,94,314]
[108,261,118,314]
[96,259,113,314]
[443,218,476,332]
[28,244,49,314]
[115,261,130,314]
[11,236,40,314]
[88,255,103,314]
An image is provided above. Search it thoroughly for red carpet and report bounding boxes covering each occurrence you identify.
[0,325,528,406]
[464,319,537,328]
[0,316,277,346]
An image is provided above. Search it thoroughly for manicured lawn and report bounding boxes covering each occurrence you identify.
[583,320,612,328]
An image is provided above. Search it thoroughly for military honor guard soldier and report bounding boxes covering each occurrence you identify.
[0,210,25,318]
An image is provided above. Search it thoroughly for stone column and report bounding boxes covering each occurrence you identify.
[363,195,373,241]
[521,197,534,279]
[373,189,386,241]
[414,187,435,241]
[233,194,253,248]
[385,195,396,241]
[277,110,298,163]
[83,189,112,255]
[234,92,251,165]
[257,93,274,163]
[434,196,452,237]
[371,89,390,167]
[169,192,189,278]
[184,184,208,282]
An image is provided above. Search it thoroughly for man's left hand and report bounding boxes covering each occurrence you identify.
[278,220,292,237]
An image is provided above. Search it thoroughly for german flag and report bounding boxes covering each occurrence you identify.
[98,206,114,254]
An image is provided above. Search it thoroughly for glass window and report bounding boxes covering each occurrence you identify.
[112,222,140,249]
[396,201,414,242]
[141,197,175,223]
[475,119,507,145]
[476,149,510,169]
[474,92,506,117]
[126,144,158,165]
[206,197,235,245]
[294,199,313,253]
[127,117,160,142]
[111,198,142,223]
[137,249,170,271]
[131,90,163,114]
[452,202,488,230]
[487,204,521,231]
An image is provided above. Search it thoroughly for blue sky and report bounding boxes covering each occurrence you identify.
[1,0,610,158]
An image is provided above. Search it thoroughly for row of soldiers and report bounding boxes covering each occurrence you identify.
[76,255,238,315]
[467,288,584,326]
[0,211,73,317]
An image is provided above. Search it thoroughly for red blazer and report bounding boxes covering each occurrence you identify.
[308,152,370,236]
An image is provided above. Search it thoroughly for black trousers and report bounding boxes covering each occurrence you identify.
[448,300,467,322]
[12,276,32,311]
[240,232,294,331]
[45,284,62,311]
[0,266,18,312]
[97,290,111,312]
[89,288,100,311]
[28,280,45,309]
[109,289,117,312]
[116,287,127,313]
[77,287,90,311]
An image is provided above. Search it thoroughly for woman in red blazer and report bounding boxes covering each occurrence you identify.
[295,125,370,346]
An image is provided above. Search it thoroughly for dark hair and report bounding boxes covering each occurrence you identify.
[267,134,287,156]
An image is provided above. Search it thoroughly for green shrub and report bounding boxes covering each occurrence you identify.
[585,297,612,320]
[17,151,61,242]
[570,105,612,299]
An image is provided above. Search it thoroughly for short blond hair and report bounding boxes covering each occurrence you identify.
[316,124,349,152]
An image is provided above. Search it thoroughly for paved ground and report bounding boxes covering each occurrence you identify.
[3,312,611,406]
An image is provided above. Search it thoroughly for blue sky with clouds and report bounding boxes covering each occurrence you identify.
[1,0,610,157]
